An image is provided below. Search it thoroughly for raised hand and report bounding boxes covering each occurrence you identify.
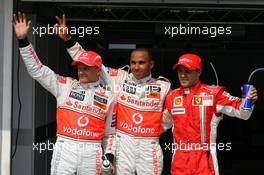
[249,86,258,103]
[54,14,71,41]
[12,12,31,39]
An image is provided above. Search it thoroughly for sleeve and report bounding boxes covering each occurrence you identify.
[101,65,128,92]
[102,99,117,158]
[66,39,85,61]
[216,87,253,120]
[161,90,173,132]
[19,40,61,97]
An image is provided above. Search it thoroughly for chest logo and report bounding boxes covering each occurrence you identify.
[77,116,89,127]
[192,95,213,106]
[93,95,108,110]
[171,108,186,115]
[146,85,161,99]
[132,113,143,125]
[173,96,183,107]
[69,91,85,101]
[194,97,202,105]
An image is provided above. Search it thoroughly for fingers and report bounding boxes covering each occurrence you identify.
[23,12,26,23]
[18,11,23,23]
[55,16,62,24]
[249,86,258,103]
[62,14,66,25]
[111,165,115,174]
[12,14,18,25]
[12,12,27,24]
[53,23,58,29]
[27,20,31,27]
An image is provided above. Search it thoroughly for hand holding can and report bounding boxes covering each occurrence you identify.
[242,84,253,110]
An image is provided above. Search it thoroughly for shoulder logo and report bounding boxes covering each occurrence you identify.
[58,76,67,84]
[110,68,118,76]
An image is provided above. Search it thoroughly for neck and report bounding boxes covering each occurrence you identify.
[80,80,100,89]
[131,73,152,84]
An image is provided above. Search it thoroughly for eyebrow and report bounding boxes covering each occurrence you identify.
[131,60,147,63]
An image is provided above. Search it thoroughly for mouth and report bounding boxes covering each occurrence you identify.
[132,71,142,76]
[180,79,189,83]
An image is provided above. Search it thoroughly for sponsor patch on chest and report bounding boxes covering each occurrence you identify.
[146,85,161,99]
[69,91,85,101]
[171,108,186,115]
[192,95,214,106]
[173,96,183,107]
[93,95,108,110]
[123,83,136,95]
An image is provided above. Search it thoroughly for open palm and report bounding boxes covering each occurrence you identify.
[12,12,31,39]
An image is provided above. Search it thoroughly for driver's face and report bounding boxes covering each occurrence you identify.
[177,66,201,88]
[130,50,154,80]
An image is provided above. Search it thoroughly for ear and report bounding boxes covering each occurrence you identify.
[197,69,202,77]
[96,67,101,76]
[150,60,154,69]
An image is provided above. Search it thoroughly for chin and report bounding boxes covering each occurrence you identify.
[79,79,89,84]
[134,75,142,80]
[180,82,190,88]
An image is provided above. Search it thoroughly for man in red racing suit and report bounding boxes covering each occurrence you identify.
[164,53,258,175]
[13,12,116,175]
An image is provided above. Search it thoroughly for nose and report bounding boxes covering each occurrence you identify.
[78,69,84,75]
[179,73,185,77]
[134,63,140,70]
[179,72,187,78]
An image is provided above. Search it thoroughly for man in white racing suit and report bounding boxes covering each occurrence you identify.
[13,12,116,175]
[54,15,172,175]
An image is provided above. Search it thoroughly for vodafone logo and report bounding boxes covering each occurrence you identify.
[132,113,143,125]
[77,116,89,127]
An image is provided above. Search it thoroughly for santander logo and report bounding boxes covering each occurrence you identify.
[120,95,126,101]
[66,100,73,106]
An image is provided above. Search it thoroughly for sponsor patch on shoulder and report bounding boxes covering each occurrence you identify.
[222,91,241,101]
[171,108,186,115]
[110,68,118,76]
[58,76,67,84]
